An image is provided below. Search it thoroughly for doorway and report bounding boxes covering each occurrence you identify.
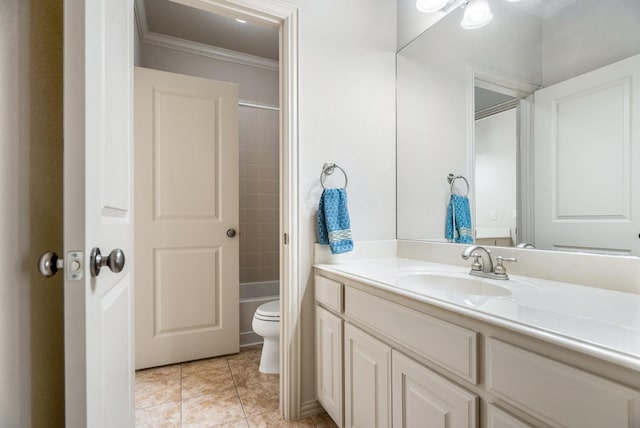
[131,0,300,421]
[469,66,538,247]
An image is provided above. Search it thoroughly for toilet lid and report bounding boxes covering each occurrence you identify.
[256,299,280,319]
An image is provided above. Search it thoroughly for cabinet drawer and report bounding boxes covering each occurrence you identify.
[486,338,640,428]
[345,286,477,383]
[315,275,343,313]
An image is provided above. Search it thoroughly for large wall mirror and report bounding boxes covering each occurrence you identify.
[397,0,640,256]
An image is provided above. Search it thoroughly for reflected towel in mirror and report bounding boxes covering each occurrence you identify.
[446,194,474,244]
[317,188,353,254]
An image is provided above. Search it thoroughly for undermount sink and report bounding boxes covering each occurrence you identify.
[394,271,512,297]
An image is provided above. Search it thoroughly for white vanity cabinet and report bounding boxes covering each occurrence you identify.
[315,273,478,428]
[314,269,640,428]
[315,304,343,426]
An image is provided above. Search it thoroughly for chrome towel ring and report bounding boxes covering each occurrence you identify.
[447,173,469,197]
[321,163,348,189]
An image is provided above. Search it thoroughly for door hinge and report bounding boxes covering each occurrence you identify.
[283,233,289,245]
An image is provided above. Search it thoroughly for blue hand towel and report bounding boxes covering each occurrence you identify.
[445,194,474,244]
[317,188,353,254]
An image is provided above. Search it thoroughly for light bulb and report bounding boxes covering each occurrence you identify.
[461,0,493,29]
[416,0,449,13]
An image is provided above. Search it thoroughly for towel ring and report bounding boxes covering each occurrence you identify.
[321,163,348,189]
[447,173,469,197]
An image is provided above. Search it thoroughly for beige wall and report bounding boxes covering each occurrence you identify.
[0,0,65,427]
[140,43,279,106]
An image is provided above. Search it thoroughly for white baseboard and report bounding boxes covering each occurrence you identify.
[300,400,324,418]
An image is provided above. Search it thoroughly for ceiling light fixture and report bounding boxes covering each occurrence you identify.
[461,0,493,29]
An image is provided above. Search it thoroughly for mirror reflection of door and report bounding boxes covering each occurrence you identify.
[474,86,518,247]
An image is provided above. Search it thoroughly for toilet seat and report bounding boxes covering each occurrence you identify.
[255,299,280,322]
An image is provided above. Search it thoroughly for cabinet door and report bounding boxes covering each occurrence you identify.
[392,350,477,428]
[316,306,343,426]
[344,323,391,428]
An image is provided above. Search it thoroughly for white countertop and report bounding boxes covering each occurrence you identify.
[314,257,640,372]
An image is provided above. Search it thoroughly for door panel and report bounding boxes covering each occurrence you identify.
[64,0,135,426]
[315,306,344,427]
[534,54,640,255]
[392,350,477,428]
[134,67,239,369]
[344,323,391,428]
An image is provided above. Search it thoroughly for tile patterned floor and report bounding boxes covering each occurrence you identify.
[136,345,338,428]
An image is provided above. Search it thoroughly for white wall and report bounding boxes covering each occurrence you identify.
[0,0,65,426]
[285,0,397,406]
[475,109,517,238]
[397,1,541,240]
[543,0,640,86]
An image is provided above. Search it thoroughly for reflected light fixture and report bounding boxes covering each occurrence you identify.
[235,18,247,24]
[461,0,493,29]
[416,0,496,30]
[415,0,450,13]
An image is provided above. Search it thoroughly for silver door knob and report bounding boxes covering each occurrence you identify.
[227,228,237,238]
[90,247,125,277]
[38,251,64,277]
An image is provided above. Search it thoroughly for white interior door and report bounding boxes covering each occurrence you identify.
[534,54,640,256]
[64,0,135,426]
[134,67,239,369]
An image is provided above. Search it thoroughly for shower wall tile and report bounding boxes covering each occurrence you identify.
[239,107,279,284]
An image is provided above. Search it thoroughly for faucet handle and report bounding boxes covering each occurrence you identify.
[470,254,483,271]
[494,256,517,276]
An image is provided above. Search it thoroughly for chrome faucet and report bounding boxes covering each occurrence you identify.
[461,245,493,274]
[461,245,517,280]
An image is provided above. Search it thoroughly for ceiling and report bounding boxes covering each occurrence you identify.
[139,0,279,61]
[475,87,515,113]
[510,0,578,19]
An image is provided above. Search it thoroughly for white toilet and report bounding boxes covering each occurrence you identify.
[252,299,280,374]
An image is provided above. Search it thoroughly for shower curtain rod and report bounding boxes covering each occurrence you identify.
[239,100,280,111]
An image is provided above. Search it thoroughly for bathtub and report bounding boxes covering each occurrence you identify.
[239,280,279,347]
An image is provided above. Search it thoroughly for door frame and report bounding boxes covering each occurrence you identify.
[152,0,301,420]
[466,65,539,246]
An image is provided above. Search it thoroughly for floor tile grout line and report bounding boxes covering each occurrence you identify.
[135,348,275,428]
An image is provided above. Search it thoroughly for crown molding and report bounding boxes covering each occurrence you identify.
[134,0,279,72]
[142,31,279,71]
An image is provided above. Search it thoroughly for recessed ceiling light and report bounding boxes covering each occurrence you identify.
[236,18,247,24]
